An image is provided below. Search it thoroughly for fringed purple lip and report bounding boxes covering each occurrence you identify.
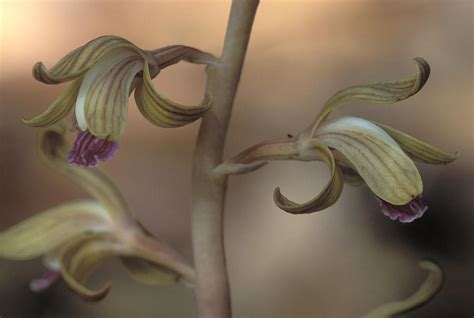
[30,270,62,292]
[378,196,428,223]
[68,130,119,167]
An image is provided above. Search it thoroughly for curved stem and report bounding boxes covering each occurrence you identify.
[191,1,259,317]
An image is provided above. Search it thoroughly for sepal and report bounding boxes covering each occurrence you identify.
[375,122,459,165]
[273,139,344,214]
[305,57,430,135]
[134,61,212,128]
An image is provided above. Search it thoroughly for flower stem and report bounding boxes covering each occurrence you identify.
[191,1,259,317]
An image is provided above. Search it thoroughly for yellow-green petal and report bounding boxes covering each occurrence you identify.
[76,49,144,141]
[22,78,82,127]
[121,257,179,285]
[375,122,459,165]
[33,35,142,84]
[134,61,212,128]
[316,117,422,205]
[0,201,109,260]
[305,57,430,136]
[59,235,116,301]
[38,126,131,224]
[364,260,443,318]
[274,139,344,214]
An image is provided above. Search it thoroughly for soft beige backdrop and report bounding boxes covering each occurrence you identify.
[1,1,472,317]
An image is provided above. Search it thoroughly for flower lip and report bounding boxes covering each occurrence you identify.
[378,195,428,223]
[30,270,62,292]
[68,130,119,167]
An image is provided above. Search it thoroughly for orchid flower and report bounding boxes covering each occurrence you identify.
[0,126,194,301]
[23,35,216,167]
[216,58,458,223]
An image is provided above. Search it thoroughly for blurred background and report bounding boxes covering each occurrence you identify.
[0,0,472,317]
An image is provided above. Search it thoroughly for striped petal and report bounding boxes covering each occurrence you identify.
[134,61,212,128]
[375,122,459,165]
[121,257,179,285]
[33,35,143,84]
[150,45,218,68]
[75,49,145,141]
[22,78,82,127]
[274,139,344,214]
[0,201,109,260]
[305,57,430,136]
[316,117,422,205]
[59,234,117,301]
[38,126,131,223]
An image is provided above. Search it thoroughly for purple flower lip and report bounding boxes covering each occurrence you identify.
[378,195,428,223]
[68,130,119,168]
[30,270,62,292]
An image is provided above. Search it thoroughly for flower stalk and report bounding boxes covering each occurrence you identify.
[191,1,259,317]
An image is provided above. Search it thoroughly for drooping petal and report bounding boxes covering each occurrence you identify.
[274,139,344,214]
[375,122,459,165]
[134,61,212,128]
[363,260,443,318]
[150,45,218,69]
[121,257,179,285]
[0,201,109,260]
[68,130,119,167]
[38,126,131,223]
[33,35,144,84]
[75,49,145,141]
[378,196,427,223]
[304,57,430,136]
[22,78,82,127]
[59,234,117,301]
[316,117,423,205]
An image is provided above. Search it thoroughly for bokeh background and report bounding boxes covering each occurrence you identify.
[0,0,472,317]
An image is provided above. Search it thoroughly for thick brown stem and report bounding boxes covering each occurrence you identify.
[191,1,259,317]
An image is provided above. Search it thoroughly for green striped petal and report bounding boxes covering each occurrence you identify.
[75,49,145,141]
[305,57,430,136]
[150,45,218,68]
[33,35,143,84]
[38,126,131,223]
[274,139,344,214]
[316,117,422,205]
[121,257,179,285]
[22,78,82,127]
[375,122,459,165]
[59,234,117,301]
[364,260,443,318]
[0,201,109,260]
[134,61,212,128]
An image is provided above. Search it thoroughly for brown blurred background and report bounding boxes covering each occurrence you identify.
[1,0,472,317]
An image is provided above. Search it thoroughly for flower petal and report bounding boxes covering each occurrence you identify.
[0,200,109,260]
[38,126,131,223]
[363,260,443,318]
[375,122,459,165]
[121,257,179,285]
[150,45,218,68]
[22,78,82,127]
[75,49,144,141]
[305,57,430,136]
[274,139,344,214]
[59,234,117,301]
[134,61,212,128]
[33,35,142,84]
[316,117,422,205]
